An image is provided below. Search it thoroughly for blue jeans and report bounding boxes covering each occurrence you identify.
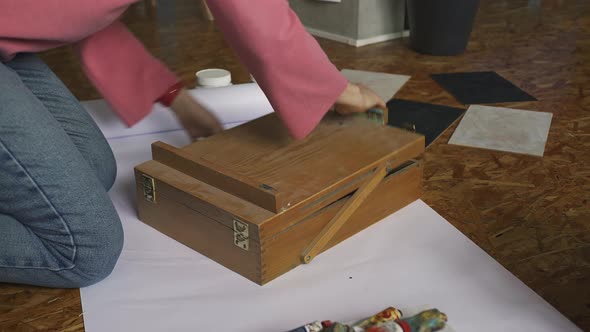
[0,54,123,288]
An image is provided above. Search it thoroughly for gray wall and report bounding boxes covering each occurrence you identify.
[357,0,406,39]
[288,0,406,41]
[288,0,360,39]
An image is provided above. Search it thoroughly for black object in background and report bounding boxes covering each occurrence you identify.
[407,0,480,55]
[431,71,537,105]
[387,99,465,147]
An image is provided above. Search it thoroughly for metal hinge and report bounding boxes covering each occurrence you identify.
[233,219,249,251]
[142,174,156,203]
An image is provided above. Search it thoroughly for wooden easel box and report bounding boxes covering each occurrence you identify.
[134,112,425,285]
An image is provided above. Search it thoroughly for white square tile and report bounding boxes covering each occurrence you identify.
[341,69,410,102]
[448,105,552,156]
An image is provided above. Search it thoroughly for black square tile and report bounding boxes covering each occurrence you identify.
[431,71,537,104]
[387,99,465,147]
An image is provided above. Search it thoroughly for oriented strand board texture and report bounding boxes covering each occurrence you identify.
[2,0,588,330]
[0,286,83,331]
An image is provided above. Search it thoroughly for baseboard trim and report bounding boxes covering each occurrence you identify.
[305,27,410,47]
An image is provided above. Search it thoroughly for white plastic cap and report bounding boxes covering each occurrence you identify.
[196,68,232,87]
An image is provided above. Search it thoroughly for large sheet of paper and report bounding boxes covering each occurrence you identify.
[83,83,275,140]
[79,86,580,332]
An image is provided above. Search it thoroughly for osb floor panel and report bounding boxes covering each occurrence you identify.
[1,0,589,330]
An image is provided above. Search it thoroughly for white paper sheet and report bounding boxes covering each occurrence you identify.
[340,69,410,102]
[79,92,580,332]
[83,83,275,140]
[448,105,553,157]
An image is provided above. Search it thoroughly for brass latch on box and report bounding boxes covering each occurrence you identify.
[142,175,156,203]
[233,219,249,251]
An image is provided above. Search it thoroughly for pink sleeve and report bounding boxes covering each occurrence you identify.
[205,0,348,139]
[75,21,180,126]
[0,0,135,60]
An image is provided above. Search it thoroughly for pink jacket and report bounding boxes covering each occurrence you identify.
[0,0,347,139]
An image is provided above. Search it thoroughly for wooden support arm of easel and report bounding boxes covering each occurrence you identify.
[301,163,389,264]
[201,0,214,20]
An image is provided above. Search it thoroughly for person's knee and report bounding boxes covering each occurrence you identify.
[69,213,124,288]
[94,139,117,191]
[83,135,117,191]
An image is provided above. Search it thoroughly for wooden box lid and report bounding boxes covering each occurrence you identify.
[151,112,424,213]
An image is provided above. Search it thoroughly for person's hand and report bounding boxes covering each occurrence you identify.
[333,82,387,115]
[169,89,223,141]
